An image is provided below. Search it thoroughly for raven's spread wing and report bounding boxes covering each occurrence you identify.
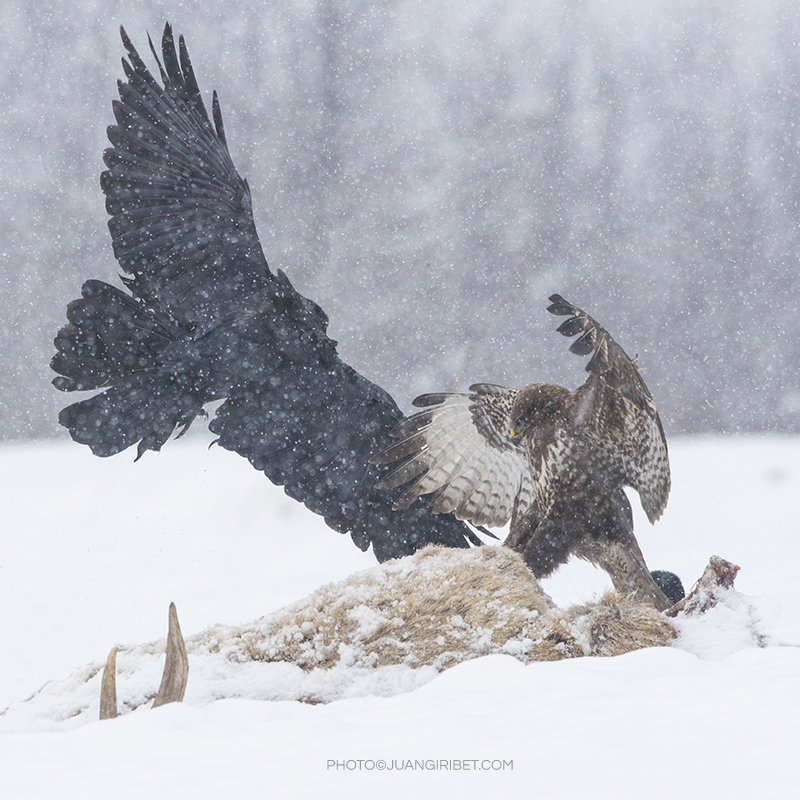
[51,25,480,561]
[371,384,534,527]
[547,294,670,522]
[102,27,269,329]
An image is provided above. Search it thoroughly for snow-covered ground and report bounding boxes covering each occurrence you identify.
[1,435,798,798]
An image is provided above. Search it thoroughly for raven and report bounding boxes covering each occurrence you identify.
[51,24,482,562]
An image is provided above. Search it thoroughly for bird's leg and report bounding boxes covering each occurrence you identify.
[576,535,672,611]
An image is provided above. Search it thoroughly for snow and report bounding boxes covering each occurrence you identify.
[1,435,799,798]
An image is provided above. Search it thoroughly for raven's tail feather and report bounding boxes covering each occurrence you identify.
[52,279,206,459]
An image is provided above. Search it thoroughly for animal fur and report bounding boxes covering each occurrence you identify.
[162,546,676,680]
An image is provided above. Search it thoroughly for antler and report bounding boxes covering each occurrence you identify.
[99,646,118,721]
[153,602,189,708]
[99,602,189,720]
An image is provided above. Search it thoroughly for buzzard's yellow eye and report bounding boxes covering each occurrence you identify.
[509,429,517,437]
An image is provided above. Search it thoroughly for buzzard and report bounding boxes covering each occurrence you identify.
[51,26,676,607]
[372,295,672,608]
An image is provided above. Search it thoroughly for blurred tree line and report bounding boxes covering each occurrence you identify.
[2,0,800,441]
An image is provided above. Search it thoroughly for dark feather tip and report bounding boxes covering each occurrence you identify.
[556,316,587,337]
[546,294,575,316]
[569,332,595,356]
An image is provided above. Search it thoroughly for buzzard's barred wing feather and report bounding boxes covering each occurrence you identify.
[547,294,670,522]
[372,385,533,527]
[51,25,480,560]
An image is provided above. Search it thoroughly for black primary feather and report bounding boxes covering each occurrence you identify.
[51,25,479,560]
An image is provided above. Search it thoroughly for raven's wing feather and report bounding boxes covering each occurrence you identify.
[371,384,534,527]
[52,25,479,559]
[547,294,670,522]
[102,25,271,330]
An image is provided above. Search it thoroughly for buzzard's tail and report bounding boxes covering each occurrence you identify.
[51,280,206,459]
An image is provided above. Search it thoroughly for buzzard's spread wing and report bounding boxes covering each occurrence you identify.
[547,294,670,522]
[51,25,481,561]
[372,384,534,527]
[375,298,670,531]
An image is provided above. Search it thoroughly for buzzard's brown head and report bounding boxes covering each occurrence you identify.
[509,383,570,441]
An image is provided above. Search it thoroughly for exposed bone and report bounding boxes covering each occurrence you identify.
[665,556,741,618]
[152,602,189,707]
[99,646,118,720]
